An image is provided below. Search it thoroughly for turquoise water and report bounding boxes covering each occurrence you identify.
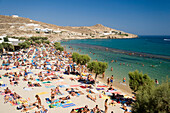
[61,36,170,83]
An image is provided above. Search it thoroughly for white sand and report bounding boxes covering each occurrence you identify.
[0,48,132,113]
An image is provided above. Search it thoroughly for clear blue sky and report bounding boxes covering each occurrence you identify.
[0,0,170,35]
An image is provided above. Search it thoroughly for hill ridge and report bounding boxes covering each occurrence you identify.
[0,15,138,40]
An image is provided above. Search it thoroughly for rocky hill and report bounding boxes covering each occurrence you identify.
[0,15,138,41]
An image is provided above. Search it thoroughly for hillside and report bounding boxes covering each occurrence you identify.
[0,15,138,41]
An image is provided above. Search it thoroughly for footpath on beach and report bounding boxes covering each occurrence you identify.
[0,45,134,113]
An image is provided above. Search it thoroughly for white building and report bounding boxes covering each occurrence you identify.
[12,15,19,18]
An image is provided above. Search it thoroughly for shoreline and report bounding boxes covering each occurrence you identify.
[62,43,170,61]
[90,72,133,96]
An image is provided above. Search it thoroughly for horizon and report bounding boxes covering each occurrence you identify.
[0,0,170,35]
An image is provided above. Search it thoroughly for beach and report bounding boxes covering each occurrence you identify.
[0,45,133,113]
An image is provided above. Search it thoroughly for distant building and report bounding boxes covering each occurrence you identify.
[12,15,19,18]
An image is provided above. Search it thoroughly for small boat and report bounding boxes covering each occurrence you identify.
[164,39,170,41]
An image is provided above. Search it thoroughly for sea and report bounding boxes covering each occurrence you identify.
[61,36,170,83]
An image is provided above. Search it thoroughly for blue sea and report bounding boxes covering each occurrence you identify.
[61,36,170,83]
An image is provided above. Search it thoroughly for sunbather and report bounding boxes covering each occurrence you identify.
[87,94,96,102]
[4,87,11,94]
[59,95,71,100]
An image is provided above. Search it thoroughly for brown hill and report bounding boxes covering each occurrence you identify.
[0,15,138,40]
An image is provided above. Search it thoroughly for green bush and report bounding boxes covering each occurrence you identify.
[128,70,154,92]
[132,79,170,113]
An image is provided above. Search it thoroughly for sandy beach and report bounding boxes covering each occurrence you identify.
[0,45,133,113]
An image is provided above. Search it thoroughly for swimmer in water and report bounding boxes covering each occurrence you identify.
[111,67,113,71]
[123,77,126,83]
[155,79,159,84]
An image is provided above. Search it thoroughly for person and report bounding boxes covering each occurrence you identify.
[105,99,108,113]
[59,95,71,100]
[70,109,76,113]
[111,67,113,71]
[4,87,11,94]
[110,75,114,84]
[35,95,41,108]
[108,85,114,90]
[102,72,105,78]
[123,77,126,83]
[107,78,110,86]
[155,79,159,84]
[93,105,101,113]
[87,94,96,102]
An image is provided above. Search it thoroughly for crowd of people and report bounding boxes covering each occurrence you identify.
[0,43,134,113]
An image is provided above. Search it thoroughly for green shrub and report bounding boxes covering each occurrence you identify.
[128,70,154,92]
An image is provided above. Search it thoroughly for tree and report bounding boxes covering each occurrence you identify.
[35,40,41,44]
[132,79,170,113]
[44,40,50,44]
[2,42,14,51]
[72,52,91,65]
[87,61,108,80]
[54,42,64,51]
[0,43,3,53]
[128,70,154,92]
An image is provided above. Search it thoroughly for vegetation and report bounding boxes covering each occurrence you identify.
[72,52,91,65]
[132,79,170,113]
[87,61,108,80]
[128,70,154,92]
[18,41,31,49]
[54,42,64,51]
[1,42,14,51]
[30,37,48,41]
[3,37,9,42]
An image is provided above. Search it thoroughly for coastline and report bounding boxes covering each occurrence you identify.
[63,43,170,60]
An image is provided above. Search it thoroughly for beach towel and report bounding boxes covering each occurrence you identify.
[101,95,110,99]
[36,92,48,95]
[112,92,121,94]
[36,79,40,82]
[45,85,55,88]
[97,85,108,88]
[61,103,76,108]
[0,84,7,87]
[108,89,118,93]
[105,92,112,96]
[70,85,79,87]
[56,82,67,85]
[42,81,51,84]
[96,88,105,90]
[23,88,33,91]
[80,86,86,89]
[91,89,99,94]
[59,85,69,88]
[28,72,33,74]
[44,83,52,86]
[55,79,64,82]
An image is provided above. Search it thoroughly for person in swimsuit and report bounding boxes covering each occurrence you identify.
[35,95,41,108]
[105,99,108,113]
[59,95,71,100]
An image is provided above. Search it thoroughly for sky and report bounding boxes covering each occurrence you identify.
[0,0,170,35]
